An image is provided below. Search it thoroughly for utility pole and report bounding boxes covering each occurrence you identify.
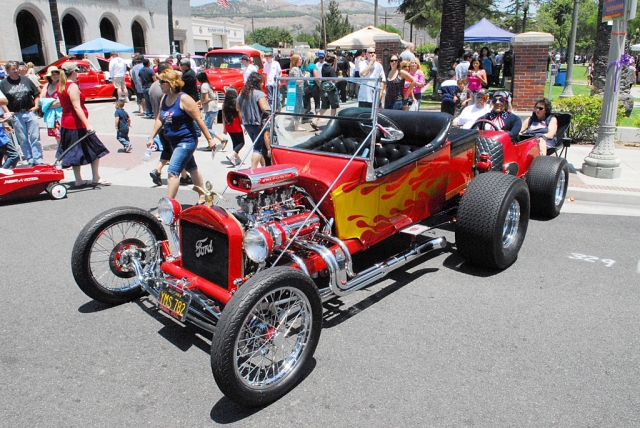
[321,0,327,50]
[560,0,580,97]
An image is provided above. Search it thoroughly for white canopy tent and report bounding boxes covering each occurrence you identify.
[631,43,640,51]
[327,26,411,50]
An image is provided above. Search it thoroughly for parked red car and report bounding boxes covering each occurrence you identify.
[70,88,569,407]
[203,46,265,107]
[38,56,134,100]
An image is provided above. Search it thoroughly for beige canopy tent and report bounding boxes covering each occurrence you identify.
[327,26,411,50]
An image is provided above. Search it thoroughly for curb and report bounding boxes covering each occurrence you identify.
[567,186,640,206]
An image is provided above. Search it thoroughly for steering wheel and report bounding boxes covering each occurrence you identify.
[357,112,401,141]
[470,119,501,131]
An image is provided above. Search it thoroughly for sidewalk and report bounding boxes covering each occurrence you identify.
[35,100,640,207]
[564,143,640,205]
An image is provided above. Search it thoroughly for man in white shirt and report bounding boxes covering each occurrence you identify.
[357,47,386,108]
[399,43,415,62]
[109,51,128,102]
[453,89,491,129]
[263,51,281,105]
[455,53,471,81]
[241,55,258,83]
[186,53,197,71]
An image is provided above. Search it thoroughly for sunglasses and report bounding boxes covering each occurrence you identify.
[159,80,168,84]
[390,59,398,62]
[535,106,545,111]
[367,51,375,54]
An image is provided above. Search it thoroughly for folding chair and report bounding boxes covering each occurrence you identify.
[548,113,572,158]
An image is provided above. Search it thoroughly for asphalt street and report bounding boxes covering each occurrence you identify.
[2,185,640,427]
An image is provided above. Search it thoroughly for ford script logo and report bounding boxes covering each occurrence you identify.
[195,237,214,258]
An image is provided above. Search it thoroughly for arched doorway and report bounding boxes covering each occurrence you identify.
[62,14,83,51]
[100,18,116,42]
[131,21,146,54]
[16,10,44,65]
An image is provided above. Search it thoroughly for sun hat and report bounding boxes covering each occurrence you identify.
[45,66,60,76]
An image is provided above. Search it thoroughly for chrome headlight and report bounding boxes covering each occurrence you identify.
[157,197,181,225]
[243,228,270,263]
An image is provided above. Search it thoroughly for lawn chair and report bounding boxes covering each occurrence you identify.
[548,113,572,158]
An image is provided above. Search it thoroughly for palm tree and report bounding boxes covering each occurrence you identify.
[591,0,610,96]
[48,0,64,58]
[437,0,465,87]
[168,0,174,53]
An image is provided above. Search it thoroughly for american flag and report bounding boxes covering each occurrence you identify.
[218,0,229,8]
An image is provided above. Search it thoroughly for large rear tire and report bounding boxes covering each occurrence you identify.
[456,172,530,269]
[211,267,322,407]
[526,156,569,218]
[71,207,167,304]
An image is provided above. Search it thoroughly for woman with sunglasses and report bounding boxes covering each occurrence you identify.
[467,59,488,101]
[56,62,110,187]
[408,59,425,110]
[520,98,558,155]
[384,55,416,110]
[40,66,62,144]
[148,69,213,204]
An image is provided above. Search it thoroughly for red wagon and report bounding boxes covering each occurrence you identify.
[0,130,96,201]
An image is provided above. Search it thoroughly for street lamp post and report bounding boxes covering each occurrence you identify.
[560,0,580,98]
[582,19,625,178]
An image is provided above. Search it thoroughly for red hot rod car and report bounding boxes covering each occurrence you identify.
[71,80,569,407]
[38,56,134,100]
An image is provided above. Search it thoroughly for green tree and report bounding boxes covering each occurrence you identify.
[246,27,293,48]
[315,0,354,48]
[534,0,574,52]
[394,0,496,39]
[379,24,402,36]
[296,32,321,49]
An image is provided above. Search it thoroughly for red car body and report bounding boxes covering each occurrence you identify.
[38,56,133,100]
[72,100,570,407]
[203,46,266,104]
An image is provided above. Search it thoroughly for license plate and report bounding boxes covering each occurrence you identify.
[157,285,191,322]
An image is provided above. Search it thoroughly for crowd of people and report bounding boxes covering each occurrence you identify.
[0,43,565,205]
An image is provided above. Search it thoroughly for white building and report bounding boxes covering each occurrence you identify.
[1,0,193,66]
[191,17,245,54]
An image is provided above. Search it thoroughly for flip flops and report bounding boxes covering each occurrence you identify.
[91,180,112,187]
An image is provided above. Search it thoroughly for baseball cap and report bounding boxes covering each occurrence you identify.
[316,50,325,58]
[240,55,250,61]
[60,62,78,74]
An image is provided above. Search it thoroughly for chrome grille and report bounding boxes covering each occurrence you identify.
[181,220,229,289]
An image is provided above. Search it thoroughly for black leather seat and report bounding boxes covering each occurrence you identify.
[294,108,453,177]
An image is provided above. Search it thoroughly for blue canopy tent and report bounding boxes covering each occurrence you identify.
[69,38,134,55]
[464,18,515,44]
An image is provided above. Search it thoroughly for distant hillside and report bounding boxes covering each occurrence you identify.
[190,0,430,44]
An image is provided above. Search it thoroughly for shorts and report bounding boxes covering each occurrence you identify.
[244,124,265,153]
[112,76,126,93]
[136,92,144,105]
[320,88,339,110]
[167,138,197,177]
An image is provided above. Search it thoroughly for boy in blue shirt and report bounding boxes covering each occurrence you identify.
[0,115,20,169]
[114,99,132,153]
